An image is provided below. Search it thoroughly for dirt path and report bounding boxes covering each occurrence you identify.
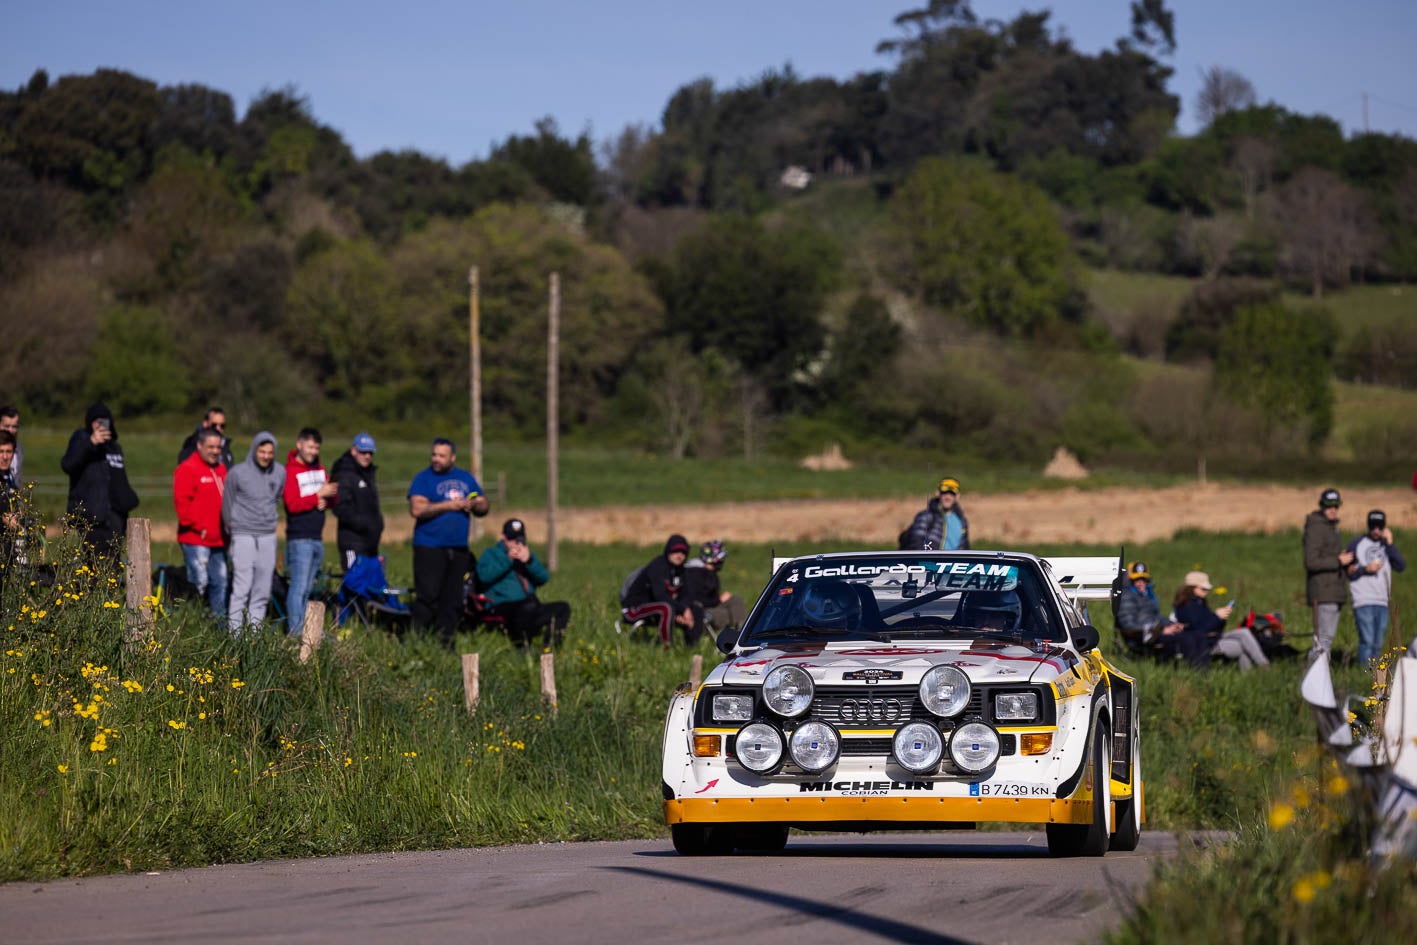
[132,483,1417,547]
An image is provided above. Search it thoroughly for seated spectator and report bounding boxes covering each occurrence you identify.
[1172,570,1269,671]
[1115,561,1209,665]
[620,534,703,646]
[685,540,748,633]
[475,518,571,650]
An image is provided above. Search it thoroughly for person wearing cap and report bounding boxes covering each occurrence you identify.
[1345,509,1406,666]
[1172,571,1270,671]
[621,534,704,645]
[901,478,970,551]
[1115,561,1203,662]
[1303,488,1355,659]
[408,437,489,645]
[331,432,385,571]
[475,518,571,650]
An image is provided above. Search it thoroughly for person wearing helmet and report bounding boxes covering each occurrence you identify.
[957,591,1022,632]
[799,580,861,630]
[685,539,748,633]
[900,478,970,551]
[1303,488,1354,660]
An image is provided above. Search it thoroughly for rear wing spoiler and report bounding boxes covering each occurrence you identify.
[1043,556,1122,602]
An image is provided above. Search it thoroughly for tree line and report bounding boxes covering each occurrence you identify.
[0,1,1413,475]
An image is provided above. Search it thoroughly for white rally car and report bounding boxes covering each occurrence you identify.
[662,550,1141,856]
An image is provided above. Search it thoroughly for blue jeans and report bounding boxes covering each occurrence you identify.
[1354,605,1390,667]
[182,544,229,618]
[285,539,324,637]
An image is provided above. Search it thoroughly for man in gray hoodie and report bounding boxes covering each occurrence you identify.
[222,432,284,636]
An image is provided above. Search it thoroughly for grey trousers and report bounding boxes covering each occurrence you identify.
[1212,628,1270,670]
[228,532,277,636]
[706,595,749,631]
[1310,602,1342,656]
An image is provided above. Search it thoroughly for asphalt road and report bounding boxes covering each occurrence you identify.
[1,832,1182,945]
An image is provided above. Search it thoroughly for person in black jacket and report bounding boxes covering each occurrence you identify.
[176,407,234,469]
[621,534,704,645]
[61,403,140,561]
[330,432,385,571]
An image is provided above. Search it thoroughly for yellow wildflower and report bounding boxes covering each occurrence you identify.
[167,719,187,730]
[122,680,143,693]
[57,764,69,774]
[166,684,175,692]
[1269,802,1295,830]
[89,733,108,752]
[103,601,121,609]
[198,712,207,720]
[1326,774,1350,796]
[231,679,246,689]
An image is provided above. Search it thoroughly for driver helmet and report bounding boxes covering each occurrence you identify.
[800,580,860,629]
[959,591,1022,631]
[700,539,727,567]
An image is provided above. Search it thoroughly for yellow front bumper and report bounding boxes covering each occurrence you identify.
[665,794,1100,825]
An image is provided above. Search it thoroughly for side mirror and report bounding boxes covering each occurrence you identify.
[716,626,741,655]
[1072,624,1101,652]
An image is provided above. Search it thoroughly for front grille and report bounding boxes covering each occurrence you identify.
[808,686,985,727]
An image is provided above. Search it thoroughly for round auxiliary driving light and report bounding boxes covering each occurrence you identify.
[735,722,785,774]
[763,665,814,718]
[892,722,944,775]
[919,665,970,717]
[789,721,841,775]
[949,722,1001,774]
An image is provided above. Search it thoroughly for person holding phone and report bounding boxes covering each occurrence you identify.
[60,403,139,562]
[407,437,488,645]
[282,427,338,638]
[1172,570,1269,671]
[475,518,571,650]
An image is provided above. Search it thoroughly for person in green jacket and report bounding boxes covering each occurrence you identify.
[1303,487,1355,660]
[475,518,571,650]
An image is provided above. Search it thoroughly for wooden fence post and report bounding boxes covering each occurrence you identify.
[690,654,703,691]
[124,518,153,641]
[540,652,558,716]
[298,601,325,663]
[462,653,480,714]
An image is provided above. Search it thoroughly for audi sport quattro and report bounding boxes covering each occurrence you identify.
[661,551,1141,856]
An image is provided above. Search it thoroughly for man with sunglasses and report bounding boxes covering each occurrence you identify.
[177,407,234,468]
[331,432,385,571]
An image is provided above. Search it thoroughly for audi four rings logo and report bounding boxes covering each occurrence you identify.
[837,697,906,724]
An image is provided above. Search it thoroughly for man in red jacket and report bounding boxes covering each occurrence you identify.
[173,428,229,617]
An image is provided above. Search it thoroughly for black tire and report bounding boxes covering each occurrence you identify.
[734,825,790,854]
[1110,734,1142,852]
[671,823,734,856]
[1047,729,1111,857]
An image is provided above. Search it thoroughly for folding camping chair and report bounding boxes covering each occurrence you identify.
[333,554,412,632]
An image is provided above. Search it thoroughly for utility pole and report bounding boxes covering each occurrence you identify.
[469,266,483,539]
[546,272,560,571]
[1362,92,1369,134]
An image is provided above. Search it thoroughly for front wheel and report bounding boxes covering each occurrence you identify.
[671,823,734,856]
[1047,730,1111,857]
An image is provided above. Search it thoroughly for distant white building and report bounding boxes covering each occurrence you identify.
[779,165,813,190]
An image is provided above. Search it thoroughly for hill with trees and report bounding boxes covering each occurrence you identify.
[1,0,1414,480]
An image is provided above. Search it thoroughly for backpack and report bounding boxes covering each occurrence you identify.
[619,562,650,608]
[1240,609,1298,658]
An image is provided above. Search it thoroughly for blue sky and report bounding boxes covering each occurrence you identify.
[4,1,1414,163]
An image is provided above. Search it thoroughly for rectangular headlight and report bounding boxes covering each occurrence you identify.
[994,692,1039,721]
[713,694,753,722]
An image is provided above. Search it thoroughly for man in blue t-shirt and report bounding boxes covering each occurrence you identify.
[407,438,488,643]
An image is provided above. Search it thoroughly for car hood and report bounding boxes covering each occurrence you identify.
[715,641,1080,687]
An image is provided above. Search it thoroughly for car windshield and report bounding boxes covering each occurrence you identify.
[739,555,1064,646]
